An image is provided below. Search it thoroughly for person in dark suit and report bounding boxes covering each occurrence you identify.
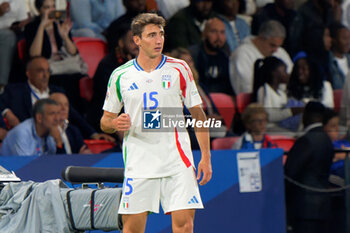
[50,92,92,154]
[284,101,334,233]
[0,56,115,142]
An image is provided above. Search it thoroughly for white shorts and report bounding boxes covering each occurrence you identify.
[118,166,203,214]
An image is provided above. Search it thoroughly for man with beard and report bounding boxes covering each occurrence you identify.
[87,25,139,131]
[189,17,235,97]
[165,0,216,52]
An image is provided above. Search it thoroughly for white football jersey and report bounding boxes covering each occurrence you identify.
[103,55,202,178]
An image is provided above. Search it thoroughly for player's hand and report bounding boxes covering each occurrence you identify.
[196,156,212,185]
[112,113,131,131]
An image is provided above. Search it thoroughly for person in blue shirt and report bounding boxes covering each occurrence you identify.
[1,98,61,156]
[70,0,125,40]
[233,103,277,149]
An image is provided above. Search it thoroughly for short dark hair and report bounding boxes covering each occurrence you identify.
[26,56,47,71]
[329,22,348,39]
[131,13,166,37]
[322,108,338,126]
[35,0,45,11]
[33,98,58,122]
[302,101,326,128]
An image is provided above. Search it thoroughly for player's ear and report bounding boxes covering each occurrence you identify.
[133,35,141,46]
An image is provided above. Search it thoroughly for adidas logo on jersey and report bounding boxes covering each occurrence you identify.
[128,83,139,91]
[187,195,199,204]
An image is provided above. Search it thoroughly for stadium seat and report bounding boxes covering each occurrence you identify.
[17,39,26,61]
[211,137,240,150]
[272,138,296,152]
[209,93,235,130]
[333,89,343,113]
[236,92,252,113]
[73,37,108,78]
[84,139,116,154]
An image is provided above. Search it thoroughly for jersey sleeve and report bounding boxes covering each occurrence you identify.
[102,70,124,114]
[180,62,202,108]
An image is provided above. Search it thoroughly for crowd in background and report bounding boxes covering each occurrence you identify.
[2,0,350,232]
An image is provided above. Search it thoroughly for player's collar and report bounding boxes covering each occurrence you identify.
[133,54,167,71]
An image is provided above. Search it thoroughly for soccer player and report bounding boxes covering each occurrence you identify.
[100,13,212,233]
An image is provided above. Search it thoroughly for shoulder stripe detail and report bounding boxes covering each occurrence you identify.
[133,59,143,71]
[174,67,186,98]
[166,59,194,81]
[116,72,126,102]
[155,55,167,70]
[116,60,133,72]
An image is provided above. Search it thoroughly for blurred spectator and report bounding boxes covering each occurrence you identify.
[323,108,350,178]
[70,0,125,40]
[289,0,335,57]
[25,0,66,17]
[229,20,293,95]
[87,25,138,131]
[165,0,216,52]
[171,47,225,127]
[340,71,350,126]
[24,0,85,113]
[328,22,350,89]
[155,0,189,19]
[285,101,334,233]
[171,47,227,148]
[253,56,303,133]
[0,56,115,142]
[50,92,92,154]
[213,0,251,53]
[104,0,156,52]
[251,0,296,52]
[1,98,60,156]
[342,0,350,29]
[288,52,334,108]
[232,103,277,149]
[189,17,235,96]
[0,0,30,91]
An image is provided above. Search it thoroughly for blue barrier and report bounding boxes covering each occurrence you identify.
[0,148,285,233]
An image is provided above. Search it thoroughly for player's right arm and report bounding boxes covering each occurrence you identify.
[100,111,131,133]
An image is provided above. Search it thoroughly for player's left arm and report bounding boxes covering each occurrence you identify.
[188,105,212,185]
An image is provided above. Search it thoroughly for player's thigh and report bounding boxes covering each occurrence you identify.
[160,167,203,213]
[122,212,148,233]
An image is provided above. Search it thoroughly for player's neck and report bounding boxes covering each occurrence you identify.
[136,53,163,73]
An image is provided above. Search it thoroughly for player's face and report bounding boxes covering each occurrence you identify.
[134,24,164,59]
